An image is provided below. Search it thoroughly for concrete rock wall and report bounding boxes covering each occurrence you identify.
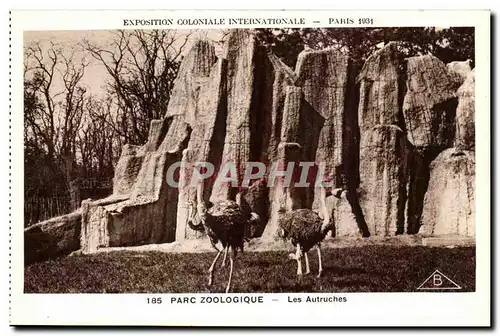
[79,41,211,252]
[357,42,403,132]
[403,55,461,149]
[421,149,475,236]
[355,43,475,238]
[359,125,410,236]
[24,210,82,264]
[26,31,476,261]
[176,58,227,241]
[356,43,408,237]
[455,69,475,151]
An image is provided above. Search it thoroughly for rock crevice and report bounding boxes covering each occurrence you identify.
[25,32,476,262]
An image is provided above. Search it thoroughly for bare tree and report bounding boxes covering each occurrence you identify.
[77,95,120,181]
[24,30,207,220]
[85,30,192,145]
[24,41,89,206]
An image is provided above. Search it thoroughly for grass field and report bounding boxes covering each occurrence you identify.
[24,246,475,293]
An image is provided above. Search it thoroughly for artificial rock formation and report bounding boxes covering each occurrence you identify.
[263,141,302,239]
[403,55,462,150]
[212,30,263,201]
[356,44,473,237]
[80,41,214,252]
[447,60,472,84]
[176,58,227,241]
[166,41,217,122]
[357,42,404,133]
[331,190,364,237]
[418,67,475,237]
[24,210,82,264]
[359,125,410,236]
[26,32,477,261]
[260,85,304,239]
[401,55,473,237]
[356,43,408,237]
[261,47,357,238]
[113,145,146,196]
[296,49,356,211]
[296,49,351,169]
[420,149,475,236]
[212,30,301,239]
[455,69,475,151]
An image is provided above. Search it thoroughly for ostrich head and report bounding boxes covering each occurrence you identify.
[187,200,204,232]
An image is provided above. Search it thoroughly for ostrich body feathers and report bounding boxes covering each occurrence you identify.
[279,209,330,252]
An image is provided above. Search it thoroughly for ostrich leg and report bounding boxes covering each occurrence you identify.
[221,245,228,267]
[208,249,223,287]
[304,252,310,274]
[225,247,234,293]
[295,243,303,277]
[210,240,221,252]
[317,244,323,278]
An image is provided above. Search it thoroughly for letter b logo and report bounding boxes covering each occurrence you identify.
[433,274,443,287]
[417,270,462,290]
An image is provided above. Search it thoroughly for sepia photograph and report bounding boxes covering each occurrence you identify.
[22,26,477,294]
[8,9,491,327]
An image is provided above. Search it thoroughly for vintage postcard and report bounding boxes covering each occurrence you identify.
[10,9,490,326]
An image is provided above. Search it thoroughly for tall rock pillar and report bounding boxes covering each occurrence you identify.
[357,42,409,236]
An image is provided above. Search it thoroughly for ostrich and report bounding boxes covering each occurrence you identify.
[187,181,260,293]
[279,183,341,278]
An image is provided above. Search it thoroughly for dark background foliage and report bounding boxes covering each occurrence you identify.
[254,27,474,68]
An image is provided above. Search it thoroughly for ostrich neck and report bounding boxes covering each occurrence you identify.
[197,205,209,224]
[194,180,211,229]
[319,185,330,232]
[284,186,293,211]
[196,181,205,206]
[236,192,242,206]
[196,181,210,220]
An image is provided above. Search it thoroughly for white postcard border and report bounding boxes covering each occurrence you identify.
[10,9,491,327]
